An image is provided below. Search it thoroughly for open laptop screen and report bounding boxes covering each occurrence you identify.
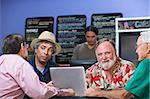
[50,67,87,96]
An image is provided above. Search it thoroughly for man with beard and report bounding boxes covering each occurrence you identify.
[71,25,98,60]
[85,38,135,98]
[29,31,61,83]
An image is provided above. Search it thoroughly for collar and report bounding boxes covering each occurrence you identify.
[29,56,55,75]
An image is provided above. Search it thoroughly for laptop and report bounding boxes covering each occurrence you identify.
[50,67,87,96]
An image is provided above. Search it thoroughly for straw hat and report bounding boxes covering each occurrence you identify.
[30,31,61,55]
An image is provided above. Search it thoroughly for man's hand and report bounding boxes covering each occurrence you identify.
[86,87,129,99]
[57,88,75,96]
[85,87,103,96]
[47,81,54,87]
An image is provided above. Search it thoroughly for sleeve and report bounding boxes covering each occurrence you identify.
[122,62,135,86]
[85,68,91,85]
[125,60,150,98]
[71,45,80,60]
[85,66,94,87]
[15,61,58,99]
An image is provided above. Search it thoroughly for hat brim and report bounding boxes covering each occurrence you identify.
[30,38,61,55]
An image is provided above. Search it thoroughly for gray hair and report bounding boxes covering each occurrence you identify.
[34,41,42,49]
[140,31,150,43]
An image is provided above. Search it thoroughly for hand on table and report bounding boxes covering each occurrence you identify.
[85,87,105,97]
[57,88,75,96]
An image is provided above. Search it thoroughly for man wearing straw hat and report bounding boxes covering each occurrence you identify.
[30,31,61,83]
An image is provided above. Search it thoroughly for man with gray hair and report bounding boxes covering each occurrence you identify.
[122,31,150,99]
[29,31,61,83]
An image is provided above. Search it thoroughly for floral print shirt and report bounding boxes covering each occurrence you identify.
[86,58,135,90]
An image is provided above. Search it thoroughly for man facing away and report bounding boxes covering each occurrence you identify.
[122,31,150,99]
[29,31,61,83]
[0,33,74,99]
[85,38,135,98]
[71,25,98,60]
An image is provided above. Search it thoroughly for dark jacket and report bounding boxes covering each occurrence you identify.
[29,56,58,83]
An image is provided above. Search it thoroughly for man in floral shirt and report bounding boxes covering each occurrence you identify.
[85,38,135,98]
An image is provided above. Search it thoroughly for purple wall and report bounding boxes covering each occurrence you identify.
[0,0,149,54]
[0,1,1,54]
[148,0,150,14]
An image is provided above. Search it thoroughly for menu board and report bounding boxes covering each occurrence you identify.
[56,15,86,64]
[25,17,54,59]
[92,13,123,41]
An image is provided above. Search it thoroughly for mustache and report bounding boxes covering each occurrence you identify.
[98,57,117,65]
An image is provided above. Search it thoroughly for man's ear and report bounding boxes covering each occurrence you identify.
[147,43,150,54]
[18,43,24,56]
[35,49,37,53]
[20,43,24,51]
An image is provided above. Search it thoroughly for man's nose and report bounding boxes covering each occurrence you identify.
[44,49,49,55]
[101,54,107,60]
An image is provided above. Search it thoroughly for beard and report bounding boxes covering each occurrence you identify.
[100,56,117,70]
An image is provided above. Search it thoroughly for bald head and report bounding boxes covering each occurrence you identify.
[95,38,116,57]
[96,41,116,55]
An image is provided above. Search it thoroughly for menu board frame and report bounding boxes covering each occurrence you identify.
[91,13,123,41]
[56,15,86,64]
[25,17,54,59]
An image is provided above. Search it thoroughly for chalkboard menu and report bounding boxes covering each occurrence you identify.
[56,15,86,64]
[25,17,54,59]
[91,13,123,41]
